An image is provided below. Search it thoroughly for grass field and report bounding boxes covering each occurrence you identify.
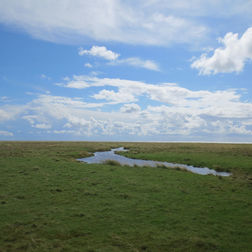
[0,142,251,251]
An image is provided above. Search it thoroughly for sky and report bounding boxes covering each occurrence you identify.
[0,0,252,142]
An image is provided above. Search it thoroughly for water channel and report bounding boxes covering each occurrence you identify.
[78,147,231,176]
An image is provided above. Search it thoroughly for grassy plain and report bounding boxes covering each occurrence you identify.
[0,141,251,251]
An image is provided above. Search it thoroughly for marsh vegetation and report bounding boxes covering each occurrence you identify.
[0,142,251,251]
[79,147,231,176]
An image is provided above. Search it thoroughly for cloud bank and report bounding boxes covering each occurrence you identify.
[1,76,251,140]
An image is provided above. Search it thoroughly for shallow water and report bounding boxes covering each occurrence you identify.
[78,147,231,176]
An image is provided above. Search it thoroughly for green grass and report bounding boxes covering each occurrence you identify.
[0,142,251,251]
[120,142,252,176]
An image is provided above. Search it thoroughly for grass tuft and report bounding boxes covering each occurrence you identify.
[103,159,121,166]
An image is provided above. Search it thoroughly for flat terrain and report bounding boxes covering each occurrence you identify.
[0,142,251,251]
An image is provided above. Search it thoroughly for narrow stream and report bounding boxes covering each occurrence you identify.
[78,147,231,176]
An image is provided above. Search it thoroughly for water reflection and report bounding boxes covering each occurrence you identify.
[78,147,230,176]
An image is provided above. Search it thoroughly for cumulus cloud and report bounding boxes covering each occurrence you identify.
[79,46,119,60]
[52,75,252,138]
[60,75,250,115]
[1,76,252,140]
[19,94,145,137]
[191,27,252,74]
[120,103,141,113]
[0,106,25,122]
[79,46,159,71]
[93,89,137,103]
[22,115,51,129]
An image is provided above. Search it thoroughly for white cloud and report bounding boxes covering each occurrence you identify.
[57,80,89,89]
[34,123,51,129]
[21,94,144,137]
[1,1,252,48]
[65,75,252,114]
[113,57,160,71]
[0,106,25,122]
[0,0,208,46]
[53,130,76,134]
[0,130,13,137]
[22,115,51,129]
[80,46,160,71]
[54,75,252,138]
[33,94,105,109]
[61,76,247,114]
[40,74,51,80]
[84,63,93,68]
[63,76,71,81]
[1,76,252,139]
[120,103,141,113]
[191,27,252,74]
[141,0,252,18]
[0,96,11,103]
[93,89,137,104]
[79,46,119,60]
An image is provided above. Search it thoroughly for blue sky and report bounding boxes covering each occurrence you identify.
[0,0,252,142]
